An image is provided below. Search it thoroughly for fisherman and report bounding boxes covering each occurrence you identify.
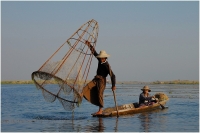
[139,86,158,107]
[81,40,116,115]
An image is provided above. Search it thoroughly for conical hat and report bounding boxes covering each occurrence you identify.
[96,50,110,58]
[141,85,151,92]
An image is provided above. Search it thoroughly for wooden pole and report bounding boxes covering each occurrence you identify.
[113,90,119,117]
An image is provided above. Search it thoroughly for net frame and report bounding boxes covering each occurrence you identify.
[31,19,99,111]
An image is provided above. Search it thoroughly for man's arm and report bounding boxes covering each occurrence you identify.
[107,64,116,91]
[110,70,116,87]
[85,40,98,57]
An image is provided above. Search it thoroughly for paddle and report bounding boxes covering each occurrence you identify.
[158,102,168,109]
[112,90,119,117]
[153,98,168,109]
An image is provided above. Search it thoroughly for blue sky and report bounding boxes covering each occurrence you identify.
[1,1,199,82]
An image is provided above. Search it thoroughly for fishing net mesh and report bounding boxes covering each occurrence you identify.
[32,19,99,111]
[42,89,57,103]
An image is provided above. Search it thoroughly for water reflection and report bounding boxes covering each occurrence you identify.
[82,117,119,132]
[138,109,168,132]
[57,118,81,132]
[83,117,105,132]
[98,117,104,132]
[88,117,105,132]
[39,109,169,132]
[114,118,118,132]
[138,112,152,132]
[40,112,78,132]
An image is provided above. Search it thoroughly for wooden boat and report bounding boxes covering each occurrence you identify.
[92,92,169,117]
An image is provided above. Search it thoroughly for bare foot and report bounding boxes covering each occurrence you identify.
[95,111,102,115]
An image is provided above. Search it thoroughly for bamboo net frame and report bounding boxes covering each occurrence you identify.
[31,19,99,111]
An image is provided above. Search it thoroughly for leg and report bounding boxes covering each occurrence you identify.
[95,106,103,115]
[95,79,106,114]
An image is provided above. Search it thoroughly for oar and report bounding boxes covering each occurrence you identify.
[158,102,168,109]
[112,90,119,117]
[153,98,168,109]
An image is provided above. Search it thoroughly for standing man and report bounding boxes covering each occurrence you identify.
[81,41,116,115]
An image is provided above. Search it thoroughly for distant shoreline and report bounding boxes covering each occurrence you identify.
[1,80,199,85]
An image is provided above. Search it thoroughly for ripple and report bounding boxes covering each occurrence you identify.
[23,112,88,120]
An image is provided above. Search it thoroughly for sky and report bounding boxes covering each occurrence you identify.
[1,1,199,82]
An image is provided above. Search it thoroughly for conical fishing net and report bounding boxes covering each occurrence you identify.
[31,19,99,111]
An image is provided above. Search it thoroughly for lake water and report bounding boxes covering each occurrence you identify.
[1,84,199,132]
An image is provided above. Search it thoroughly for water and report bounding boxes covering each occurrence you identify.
[1,84,199,132]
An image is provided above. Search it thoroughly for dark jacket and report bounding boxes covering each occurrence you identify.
[139,93,153,105]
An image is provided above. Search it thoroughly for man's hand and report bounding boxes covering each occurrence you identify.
[152,96,159,102]
[112,86,116,91]
[85,40,91,47]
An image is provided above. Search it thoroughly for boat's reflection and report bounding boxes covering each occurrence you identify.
[78,109,167,132]
[138,112,151,132]
[138,108,168,132]
[43,108,167,132]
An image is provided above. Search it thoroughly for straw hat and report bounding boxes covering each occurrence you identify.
[141,85,151,92]
[96,50,110,58]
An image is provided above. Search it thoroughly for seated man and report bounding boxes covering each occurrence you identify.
[139,86,157,107]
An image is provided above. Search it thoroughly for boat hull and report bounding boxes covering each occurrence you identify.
[92,92,169,117]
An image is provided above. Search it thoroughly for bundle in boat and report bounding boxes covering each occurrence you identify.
[154,92,169,102]
[31,19,99,111]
